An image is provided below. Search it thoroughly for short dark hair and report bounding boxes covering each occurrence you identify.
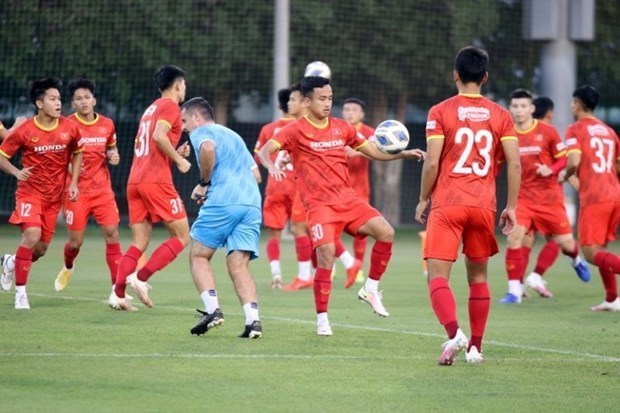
[300,76,330,98]
[68,78,95,97]
[289,82,302,94]
[343,97,365,110]
[154,65,185,92]
[533,96,554,119]
[509,88,533,101]
[29,77,62,107]
[277,88,291,113]
[454,46,489,85]
[181,97,214,120]
[573,85,599,111]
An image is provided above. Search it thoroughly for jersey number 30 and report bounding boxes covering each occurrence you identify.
[453,127,492,177]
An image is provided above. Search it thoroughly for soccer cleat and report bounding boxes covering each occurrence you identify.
[345,259,363,289]
[317,319,333,336]
[54,266,74,292]
[591,297,620,312]
[1,254,15,292]
[271,276,283,289]
[127,273,153,308]
[107,291,137,311]
[437,329,468,366]
[358,287,390,317]
[465,346,484,364]
[572,259,591,283]
[14,290,30,310]
[238,320,262,339]
[499,292,521,304]
[525,273,553,298]
[355,269,365,283]
[282,277,313,291]
[190,308,225,335]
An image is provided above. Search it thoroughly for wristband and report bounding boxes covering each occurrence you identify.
[199,179,210,187]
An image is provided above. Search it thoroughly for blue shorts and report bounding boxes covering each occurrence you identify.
[190,205,261,260]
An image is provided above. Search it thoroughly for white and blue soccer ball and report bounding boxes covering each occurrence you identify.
[304,61,331,79]
[373,120,410,154]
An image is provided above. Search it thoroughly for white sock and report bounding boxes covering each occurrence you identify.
[269,260,281,278]
[15,285,26,295]
[200,289,219,314]
[338,250,355,269]
[298,261,311,281]
[317,312,329,325]
[243,302,260,325]
[571,255,583,267]
[508,280,521,297]
[364,278,379,294]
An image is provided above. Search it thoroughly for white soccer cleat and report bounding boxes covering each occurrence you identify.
[438,328,468,366]
[15,290,30,310]
[591,297,620,312]
[525,272,553,298]
[54,266,74,292]
[271,276,283,289]
[317,318,333,336]
[108,290,138,311]
[358,287,390,317]
[465,346,484,363]
[1,254,15,292]
[127,273,152,308]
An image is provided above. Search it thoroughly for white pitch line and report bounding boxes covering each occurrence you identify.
[24,292,620,363]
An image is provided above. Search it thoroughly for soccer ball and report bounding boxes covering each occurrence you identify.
[304,61,331,79]
[373,120,410,154]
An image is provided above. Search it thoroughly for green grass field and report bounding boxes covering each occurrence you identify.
[0,225,618,413]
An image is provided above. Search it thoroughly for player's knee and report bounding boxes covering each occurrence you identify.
[376,224,394,242]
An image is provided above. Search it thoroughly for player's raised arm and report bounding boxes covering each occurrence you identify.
[357,140,425,162]
[153,121,191,173]
[257,139,286,181]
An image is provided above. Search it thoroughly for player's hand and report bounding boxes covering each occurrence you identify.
[268,165,287,181]
[177,142,191,158]
[176,158,191,173]
[68,182,79,202]
[107,149,120,165]
[499,208,517,235]
[14,166,33,181]
[274,151,293,171]
[535,163,552,177]
[191,184,208,206]
[415,199,430,224]
[557,169,567,183]
[402,149,426,161]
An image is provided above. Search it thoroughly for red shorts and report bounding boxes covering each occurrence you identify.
[291,191,307,224]
[578,202,620,246]
[64,190,120,231]
[425,205,498,262]
[306,197,380,248]
[9,194,62,244]
[517,202,572,236]
[262,194,294,229]
[127,183,187,225]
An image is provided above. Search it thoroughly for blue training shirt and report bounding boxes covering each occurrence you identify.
[189,123,261,209]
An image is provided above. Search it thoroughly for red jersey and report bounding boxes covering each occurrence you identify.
[254,117,296,196]
[271,116,367,209]
[565,118,620,207]
[0,116,84,202]
[347,123,373,200]
[425,93,517,211]
[517,120,565,205]
[128,97,182,185]
[67,113,117,194]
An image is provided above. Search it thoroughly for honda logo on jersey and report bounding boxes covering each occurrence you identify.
[458,106,491,122]
[309,139,344,150]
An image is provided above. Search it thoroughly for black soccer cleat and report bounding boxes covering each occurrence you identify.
[190,308,224,336]
[238,320,262,339]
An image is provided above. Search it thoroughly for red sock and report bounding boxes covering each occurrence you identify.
[334,239,345,256]
[137,237,184,282]
[353,235,367,262]
[594,250,620,274]
[313,267,332,313]
[266,237,280,262]
[295,235,312,262]
[598,267,618,302]
[106,243,122,285]
[63,242,80,269]
[534,241,560,276]
[429,277,458,338]
[368,240,392,281]
[562,242,579,259]
[468,282,490,351]
[505,248,523,281]
[114,246,142,298]
[14,246,33,286]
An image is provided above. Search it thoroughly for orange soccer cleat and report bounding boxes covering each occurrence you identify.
[282,277,313,291]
